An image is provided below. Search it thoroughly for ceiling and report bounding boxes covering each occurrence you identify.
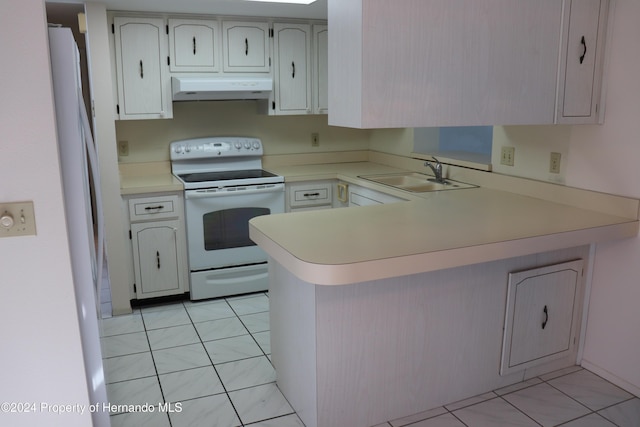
[46,0,328,20]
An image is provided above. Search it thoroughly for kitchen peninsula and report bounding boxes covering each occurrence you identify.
[249,158,639,427]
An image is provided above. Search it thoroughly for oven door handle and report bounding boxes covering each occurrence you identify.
[185,184,284,199]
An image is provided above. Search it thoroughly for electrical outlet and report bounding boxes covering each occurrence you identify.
[549,152,561,174]
[500,146,515,166]
[118,140,129,156]
[311,133,320,147]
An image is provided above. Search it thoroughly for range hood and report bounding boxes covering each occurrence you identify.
[171,76,272,101]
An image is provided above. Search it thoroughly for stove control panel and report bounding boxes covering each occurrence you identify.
[170,137,263,160]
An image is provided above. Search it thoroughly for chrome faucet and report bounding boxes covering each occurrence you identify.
[424,157,445,183]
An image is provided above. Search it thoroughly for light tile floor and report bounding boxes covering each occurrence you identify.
[100,292,640,427]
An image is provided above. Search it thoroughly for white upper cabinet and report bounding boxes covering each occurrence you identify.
[168,19,220,73]
[313,24,329,114]
[328,0,609,128]
[113,17,172,120]
[222,21,270,73]
[557,0,609,124]
[272,23,312,115]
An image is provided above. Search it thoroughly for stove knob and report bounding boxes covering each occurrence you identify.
[174,146,182,154]
[185,145,191,153]
[234,142,242,150]
[252,141,261,150]
[244,142,251,149]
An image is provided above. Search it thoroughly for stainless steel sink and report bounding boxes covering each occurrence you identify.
[358,172,477,193]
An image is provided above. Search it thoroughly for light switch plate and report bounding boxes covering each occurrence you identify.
[0,201,36,238]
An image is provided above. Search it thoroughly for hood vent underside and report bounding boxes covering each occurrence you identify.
[171,77,273,101]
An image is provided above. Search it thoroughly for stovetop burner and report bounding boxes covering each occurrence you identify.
[178,169,278,183]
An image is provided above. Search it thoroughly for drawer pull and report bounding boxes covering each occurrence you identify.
[156,251,160,269]
[304,192,320,197]
[144,205,165,211]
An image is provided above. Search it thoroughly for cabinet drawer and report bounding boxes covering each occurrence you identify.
[289,183,332,207]
[129,195,179,221]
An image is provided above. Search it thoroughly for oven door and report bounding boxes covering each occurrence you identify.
[184,183,284,271]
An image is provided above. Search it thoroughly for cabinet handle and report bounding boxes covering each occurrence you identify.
[193,36,196,55]
[139,60,144,78]
[542,305,548,329]
[304,192,320,197]
[579,35,587,64]
[156,251,160,269]
[144,205,165,211]
[245,38,249,55]
[292,61,295,78]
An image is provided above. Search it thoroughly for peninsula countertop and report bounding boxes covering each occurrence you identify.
[250,161,639,285]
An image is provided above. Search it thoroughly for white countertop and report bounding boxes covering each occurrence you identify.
[251,162,639,285]
[119,162,183,195]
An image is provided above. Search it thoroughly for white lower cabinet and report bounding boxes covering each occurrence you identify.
[286,181,333,212]
[127,193,188,299]
[347,183,406,207]
[500,259,584,375]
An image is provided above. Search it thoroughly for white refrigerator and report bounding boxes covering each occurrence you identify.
[48,26,110,427]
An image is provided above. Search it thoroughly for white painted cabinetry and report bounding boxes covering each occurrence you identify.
[347,184,406,207]
[113,17,172,120]
[168,18,220,73]
[127,194,187,299]
[222,21,270,73]
[312,24,328,114]
[557,0,609,124]
[328,0,609,127]
[286,181,333,212]
[272,23,312,115]
[500,259,584,375]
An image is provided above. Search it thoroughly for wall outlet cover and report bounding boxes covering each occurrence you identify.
[550,152,561,174]
[500,146,515,166]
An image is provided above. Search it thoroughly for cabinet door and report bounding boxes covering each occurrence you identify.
[329,0,563,127]
[131,220,184,298]
[557,0,608,123]
[222,21,270,73]
[273,23,312,115]
[500,260,583,375]
[312,25,328,114]
[169,19,220,73]
[113,17,172,119]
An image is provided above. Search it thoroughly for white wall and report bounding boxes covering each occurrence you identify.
[0,1,92,425]
[115,101,371,163]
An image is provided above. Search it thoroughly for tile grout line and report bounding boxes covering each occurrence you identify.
[183,298,247,427]
[140,306,173,427]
